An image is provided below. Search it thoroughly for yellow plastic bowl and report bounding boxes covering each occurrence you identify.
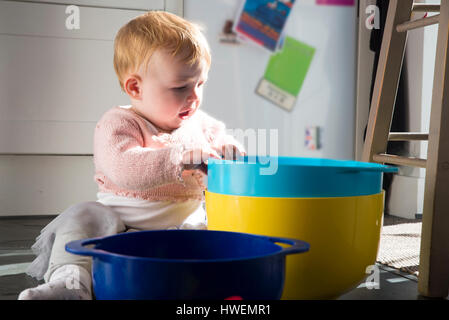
[205,190,384,300]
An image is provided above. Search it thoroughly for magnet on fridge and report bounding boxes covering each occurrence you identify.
[256,36,315,111]
[233,0,297,52]
[219,20,241,45]
[305,126,321,150]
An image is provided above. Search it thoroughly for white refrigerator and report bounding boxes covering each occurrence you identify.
[185,0,358,160]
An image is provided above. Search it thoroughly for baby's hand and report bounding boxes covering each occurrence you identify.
[217,144,246,160]
[182,148,221,174]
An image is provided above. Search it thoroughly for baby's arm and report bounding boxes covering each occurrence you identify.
[94,113,185,190]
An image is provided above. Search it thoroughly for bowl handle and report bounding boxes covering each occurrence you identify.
[268,236,310,256]
[65,237,110,259]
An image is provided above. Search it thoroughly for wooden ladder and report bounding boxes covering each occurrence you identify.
[362,0,449,298]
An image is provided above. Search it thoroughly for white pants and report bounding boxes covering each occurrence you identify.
[96,192,207,231]
[25,197,207,282]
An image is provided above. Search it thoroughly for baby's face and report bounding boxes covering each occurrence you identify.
[134,49,209,131]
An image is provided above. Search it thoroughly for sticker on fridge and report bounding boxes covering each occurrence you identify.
[305,126,321,150]
[234,0,296,52]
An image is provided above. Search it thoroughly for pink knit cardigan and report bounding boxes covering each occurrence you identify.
[93,106,240,202]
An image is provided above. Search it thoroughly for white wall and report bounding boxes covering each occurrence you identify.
[0,155,97,216]
[0,0,181,216]
[184,0,357,159]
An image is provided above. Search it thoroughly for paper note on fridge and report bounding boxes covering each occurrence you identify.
[234,0,296,52]
[256,36,315,111]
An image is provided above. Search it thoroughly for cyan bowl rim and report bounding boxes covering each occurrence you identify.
[204,190,384,199]
[208,156,398,173]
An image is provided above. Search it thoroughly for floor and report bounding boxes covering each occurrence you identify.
[0,216,47,300]
[0,216,444,300]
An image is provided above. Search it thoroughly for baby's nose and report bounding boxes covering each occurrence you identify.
[187,88,199,101]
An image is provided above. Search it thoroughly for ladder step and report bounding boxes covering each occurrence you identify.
[373,153,427,168]
[412,4,440,13]
[397,14,440,32]
[388,132,429,141]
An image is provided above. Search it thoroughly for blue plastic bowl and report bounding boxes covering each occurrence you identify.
[66,230,309,300]
[207,156,398,198]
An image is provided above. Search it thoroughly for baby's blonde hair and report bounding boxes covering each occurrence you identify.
[113,11,211,90]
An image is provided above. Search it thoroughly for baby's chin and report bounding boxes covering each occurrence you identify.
[163,108,198,131]
[166,116,192,131]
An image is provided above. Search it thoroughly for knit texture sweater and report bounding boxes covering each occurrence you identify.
[93,106,241,202]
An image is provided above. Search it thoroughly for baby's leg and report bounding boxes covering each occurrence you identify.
[18,264,92,300]
[19,202,126,300]
[180,201,208,230]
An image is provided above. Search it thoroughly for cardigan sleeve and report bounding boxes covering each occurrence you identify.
[93,111,185,191]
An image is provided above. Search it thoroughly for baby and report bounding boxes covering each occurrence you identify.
[18,11,244,300]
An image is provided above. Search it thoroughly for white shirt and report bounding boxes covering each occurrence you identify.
[96,192,207,230]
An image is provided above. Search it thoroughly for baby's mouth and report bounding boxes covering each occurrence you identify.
[178,109,192,120]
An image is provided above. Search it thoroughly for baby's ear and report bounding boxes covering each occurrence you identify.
[124,75,142,100]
